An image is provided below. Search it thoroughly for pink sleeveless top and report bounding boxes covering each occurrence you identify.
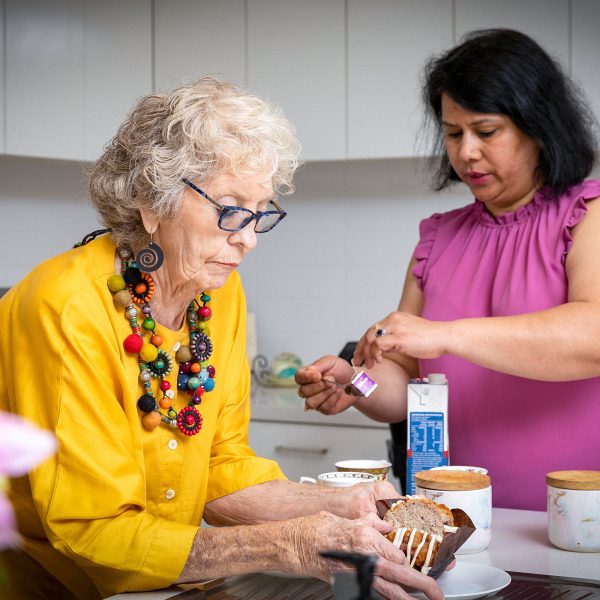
[413,179,600,510]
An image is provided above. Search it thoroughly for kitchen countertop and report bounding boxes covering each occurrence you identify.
[250,383,388,428]
[459,507,598,580]
[106,507,600,599]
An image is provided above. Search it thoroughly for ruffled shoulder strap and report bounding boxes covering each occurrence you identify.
[412,213,442,289]
[562,179,600,263]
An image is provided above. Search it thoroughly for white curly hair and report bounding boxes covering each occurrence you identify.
[89,77,301,250]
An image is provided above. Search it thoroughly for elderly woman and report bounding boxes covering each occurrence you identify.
[0,79,443,600]
[297,29,600,511]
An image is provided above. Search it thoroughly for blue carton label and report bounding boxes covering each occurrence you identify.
[406,411,448,494]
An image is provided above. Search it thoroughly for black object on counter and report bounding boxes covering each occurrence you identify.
[320,550,383,600]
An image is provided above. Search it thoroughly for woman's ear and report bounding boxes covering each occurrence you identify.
[139,209,159,235]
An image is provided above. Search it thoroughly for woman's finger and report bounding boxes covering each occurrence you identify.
[371,574,415,600]
[303,385,338,411]
[294,365,322,385]
[312,388,351,415]
[375,540,444,600]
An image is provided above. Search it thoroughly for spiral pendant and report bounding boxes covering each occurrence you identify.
[137,242,164,273]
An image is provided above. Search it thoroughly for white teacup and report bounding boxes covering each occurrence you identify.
[335,459,392,480]
[300,471,378,488]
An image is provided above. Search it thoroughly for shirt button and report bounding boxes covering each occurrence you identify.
[168,439,178,450]
[165,488,176,500]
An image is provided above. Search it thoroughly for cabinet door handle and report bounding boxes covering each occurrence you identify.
[274,445,328,455]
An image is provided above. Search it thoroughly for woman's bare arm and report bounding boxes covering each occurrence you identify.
[356,198,600,381]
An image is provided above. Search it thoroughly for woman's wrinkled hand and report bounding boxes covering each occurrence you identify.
[335,479,399,519]
[287,511,443,600]
[354,312,448,370]
[295,355,357,415]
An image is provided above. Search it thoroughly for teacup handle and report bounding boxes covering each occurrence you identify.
[299,476,317,484]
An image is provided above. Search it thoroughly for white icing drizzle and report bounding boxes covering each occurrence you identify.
[443,524,458,533]
[406,529,418,562]
[410,532,428,567]
[392,527,407,548]
[391,528,444,574]
[422,533,442,574]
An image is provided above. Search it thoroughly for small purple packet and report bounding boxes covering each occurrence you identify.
[349,371,378,397]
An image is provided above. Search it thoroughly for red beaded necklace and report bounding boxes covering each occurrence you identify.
[107,248,216,436]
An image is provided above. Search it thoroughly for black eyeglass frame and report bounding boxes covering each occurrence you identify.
[182,178,287,233]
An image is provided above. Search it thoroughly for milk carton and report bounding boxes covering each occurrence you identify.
[406,374,449,495]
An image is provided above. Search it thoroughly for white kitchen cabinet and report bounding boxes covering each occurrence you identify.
[83,0,152,161]
[6,0,85,160]
[249,386,401,491]
[571,0,600,130]
[454,0,570,66]
[5,0,151,162]
[347,1,453,159]
[249,420,392,483]
[154,0,245,91]
[247,0,346,161]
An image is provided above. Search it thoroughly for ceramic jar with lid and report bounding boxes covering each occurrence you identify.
[415,469,492,554]
[547,470,600,552]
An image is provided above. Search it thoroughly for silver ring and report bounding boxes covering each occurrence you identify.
[375,327,386,337]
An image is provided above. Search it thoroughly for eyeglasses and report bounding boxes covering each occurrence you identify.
[182,178,287,233]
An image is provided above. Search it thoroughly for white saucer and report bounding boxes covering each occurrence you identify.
[414,561,511,600]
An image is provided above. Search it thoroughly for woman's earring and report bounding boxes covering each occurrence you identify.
[136,236,164,273]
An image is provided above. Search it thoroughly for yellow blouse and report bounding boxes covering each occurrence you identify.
[0,234,285,598]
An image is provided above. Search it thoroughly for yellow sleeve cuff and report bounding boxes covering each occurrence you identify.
[117,521,198,595]
[206,457,287,503]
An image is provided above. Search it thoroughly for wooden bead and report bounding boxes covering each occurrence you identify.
[139,344,158,362]
[159,397,172,409]
[142,318,155,331]
[198,306,212,319]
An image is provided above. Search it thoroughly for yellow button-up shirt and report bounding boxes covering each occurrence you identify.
[0,234,285,598]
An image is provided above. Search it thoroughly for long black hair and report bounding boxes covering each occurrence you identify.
[423,28,597,197]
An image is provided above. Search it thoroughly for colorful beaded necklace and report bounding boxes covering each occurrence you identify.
[107,248,216,436]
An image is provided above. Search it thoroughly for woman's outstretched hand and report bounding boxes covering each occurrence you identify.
[354,312,447,369]
[295,355,358,415]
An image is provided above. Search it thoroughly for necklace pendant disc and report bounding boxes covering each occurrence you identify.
[191,332,213,362]
[176,406,203,436]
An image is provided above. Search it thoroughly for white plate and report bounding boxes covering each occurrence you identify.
[413,562,511,600]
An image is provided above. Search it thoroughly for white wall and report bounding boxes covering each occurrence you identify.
[238,158,466,365]
[0,155,100,284]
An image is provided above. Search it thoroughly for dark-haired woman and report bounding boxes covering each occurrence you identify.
[297,29,600,511]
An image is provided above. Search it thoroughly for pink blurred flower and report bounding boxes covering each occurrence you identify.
[0,493,20,549]
[0,411,57,549]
